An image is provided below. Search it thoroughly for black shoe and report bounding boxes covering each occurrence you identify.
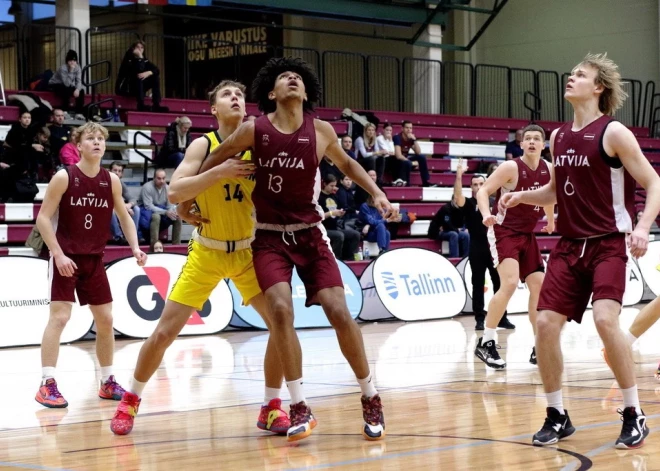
[529,347,537,365]
[498,318,516,329]
[474,337,506,369]
[153,105,170,113]
[475,321,485,331]
[533,407,575,446]
[615,407,649,449]
[137,103,152,112]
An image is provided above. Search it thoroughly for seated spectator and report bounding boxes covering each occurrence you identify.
[109,161,143,245]
[428,197,469,258]
[48,109,71,160]
[3,111,36,159]
[505,129,524,160]
[318,174,360,261]
[59,133,81,166]
[31,127,55,182]
[1,111,38,201]
[354,169,381,208]
[341,135,356,159]
[48,50,85,118]
[393,121,434,187]
[153,240,164,253]
[486,162,499,177]
[376,123,395,164]
[355,123,387,182]
[319,155,343,182]
[139,168,181,246]
[358,195,391,253]
[335,175,358,228]
[116,40,169,112]
[157,117,192,168]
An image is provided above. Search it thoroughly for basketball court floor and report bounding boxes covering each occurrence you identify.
[0,307,658,470]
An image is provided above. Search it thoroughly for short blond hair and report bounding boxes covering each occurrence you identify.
[574,53,628,116]
[74,122,109,143]
[208,80,246,106]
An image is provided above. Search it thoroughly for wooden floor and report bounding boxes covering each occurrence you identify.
[0,308,659,470]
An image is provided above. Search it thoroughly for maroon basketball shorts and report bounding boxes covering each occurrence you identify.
[49,254,112,306]
[488,225,544,282]
[538,233,627,323]
[251,225,344,307]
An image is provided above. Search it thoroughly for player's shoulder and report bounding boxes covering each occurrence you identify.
[604,119,631,137]
[50,167,70,184]
[313,118,334,133]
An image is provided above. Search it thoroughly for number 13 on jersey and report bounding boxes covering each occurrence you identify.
[268,174,283,194]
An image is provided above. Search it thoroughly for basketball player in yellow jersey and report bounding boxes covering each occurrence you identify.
[110,80,289,435]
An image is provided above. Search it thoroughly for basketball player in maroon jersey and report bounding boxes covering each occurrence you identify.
[179,57,392,442]
[474,124,553,369]
[34,122,147,408]
[502,53,660,449]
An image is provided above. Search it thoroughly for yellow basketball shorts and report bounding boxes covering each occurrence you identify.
[168,240,261,310]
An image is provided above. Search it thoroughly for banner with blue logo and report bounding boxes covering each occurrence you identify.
[360,247,466,321]
[229,260,363,329]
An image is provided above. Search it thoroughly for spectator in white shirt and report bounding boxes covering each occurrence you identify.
[355,123,387,184]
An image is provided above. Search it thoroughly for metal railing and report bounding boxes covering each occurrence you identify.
[82,60,115,120]
[132,131,158,183]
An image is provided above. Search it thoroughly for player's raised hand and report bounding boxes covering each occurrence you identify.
[133,249,148,266]
[54,254,77,277]
[628,227,649,259]
[500,192,522,210]
[177,200,210,227]
[482,214,498,227]
[456,157,466,175]
[217,159,255,179]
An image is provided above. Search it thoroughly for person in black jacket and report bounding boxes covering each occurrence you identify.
[116,41,169,112]
[428,197,469,258]
[336,175,358,229]
[157,117,192,168]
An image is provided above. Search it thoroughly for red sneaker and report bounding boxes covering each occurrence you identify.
[99,375,126,400]
[35,378,68,408]
[361,394,386,441]
[110,391,141,435]
[257,398,290,435]
[287,401,317,442]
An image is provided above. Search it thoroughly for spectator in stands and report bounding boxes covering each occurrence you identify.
[32,127,54,182]
[153,240,164,253]
[393,121,433,187]
[428,197,469,258]
[341,135,356,159]
[48,50,85,119]
[1,111,38,200]
[49,109,70,161]
[157,117,192,168]
[3,111,36,159]
[319,174,360,260]
[505,128,524,160]
[59,132,81,166]
[354,169,380,208]
[486,162,499,177]
[637,210,660,233]
[139,168,181,246]
[336,175,358,229]
[359,195,391,253]
[355,123,387,182]
[320,155,344,182]
[376,123,396,175]
[116,40,169,113]
[109,161,143,245]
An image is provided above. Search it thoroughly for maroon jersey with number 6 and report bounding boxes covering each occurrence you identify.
[54,165,114,255]
[252,114,323,226]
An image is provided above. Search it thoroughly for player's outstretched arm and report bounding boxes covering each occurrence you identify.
[542,163,556,233]
[319,120,393,217]
[606,121,660,258]
[476,161,517,226]
[36,170,77,276]
[111,173,146,265]
[199,120,256,174]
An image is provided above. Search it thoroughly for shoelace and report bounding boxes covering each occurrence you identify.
[363,396,383,425]
[45,381,63,399]
[105,378,126,395]
[289,403,310,426]
[486,342,503,360]
[541,415,562,433]
[115,398,139,419]
[617,408,639,435]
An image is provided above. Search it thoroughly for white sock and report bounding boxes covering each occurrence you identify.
[286,378,306,404]
[483,328,497,343]
[100,366,113,383]
[357,373,378,399]
[264,387,281,406]
[625,330,638,347]
[129,377,147,398]
[42,367,56,383]
[546,390,565,415]
[621,385,642,415]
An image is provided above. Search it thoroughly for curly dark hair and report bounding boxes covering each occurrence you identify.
[251,57,322,114]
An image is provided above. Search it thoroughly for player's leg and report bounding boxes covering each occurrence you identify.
[469,254,487,330]
[88,302,126,400]
[519,235,545,364]
[524,271,544,364]
[475,258,518,369]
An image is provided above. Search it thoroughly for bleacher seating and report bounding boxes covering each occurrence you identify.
[1,90,659,277]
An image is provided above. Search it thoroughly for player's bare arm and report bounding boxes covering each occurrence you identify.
[476,160,517,226]
[604,121,660,257]
[198,120,256,175]
[111,173,147,266]
[542,164,556,233]
[502,129,559,210]
[318,120,393,217]
[453,158,466,208]
[35,170,77,277]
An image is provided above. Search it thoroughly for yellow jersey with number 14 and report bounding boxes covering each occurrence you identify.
[194,130,255,242]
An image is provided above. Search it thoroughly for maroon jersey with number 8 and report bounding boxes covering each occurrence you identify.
[54,165,114,255]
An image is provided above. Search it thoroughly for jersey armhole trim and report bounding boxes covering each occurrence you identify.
[599,118,622,169]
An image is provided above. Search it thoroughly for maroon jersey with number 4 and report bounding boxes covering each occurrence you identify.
[54,165,114,255]
[492,158,551,233]
[252,114,323,226]
[552,115,635,239]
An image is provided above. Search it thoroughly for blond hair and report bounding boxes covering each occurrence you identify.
[575,53,628,116]
[74,122,109,143]
[208,80,246,106]
[175,116,192,127]
[363,122,376,148]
